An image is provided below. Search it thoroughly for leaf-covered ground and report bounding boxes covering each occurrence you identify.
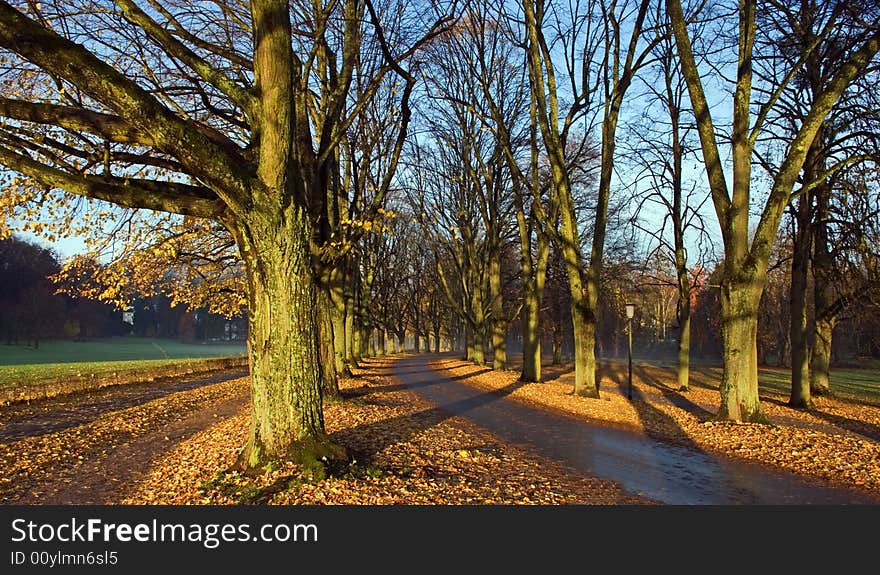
[4,353,878,505]
[122,358,650,505]
[427,357,880,496]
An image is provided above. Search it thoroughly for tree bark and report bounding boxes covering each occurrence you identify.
[234,209,341,469]
[788,190,813,408]
[810,185,835,396]
[489,248,507,370]
[433,324,441,353]
[676,296,691,391]
[317,287,340,399]
[718,277,768,422]
[327,264,349,375]
[558,188,598,397]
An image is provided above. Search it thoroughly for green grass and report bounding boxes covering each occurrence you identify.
[756,365,880,403]
[0,337,246,388]
[610,353,880,404]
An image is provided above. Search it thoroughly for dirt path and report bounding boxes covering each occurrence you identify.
[0,372,250,504]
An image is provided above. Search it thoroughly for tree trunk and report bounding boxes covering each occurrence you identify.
[718,278,768,423]
[344,291,357,367]
[469,330,485,364]
[235,212,341,469]
[676,291,691,391]
[489,249,507,370]
[557,185,599,398]
[788,192,812,408]
[377,328,386,355]
[328,265,349,375]
[515,194,549,383]
[521,289,542,381]
[317,287,340,399]
[810,315,835,395]
[552,329,562,366]
[810,184,834,396]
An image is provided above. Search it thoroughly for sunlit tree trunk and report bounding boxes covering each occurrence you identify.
[718,274,766,421]
[489,247,507,370]
[234,211,331,468]
[676,287,692,391]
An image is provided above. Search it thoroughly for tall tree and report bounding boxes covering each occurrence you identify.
[0,0,452,469]
[519,0,658,397]
[626,5,714,391]
[666,0,880,421]
[751,0,880,408]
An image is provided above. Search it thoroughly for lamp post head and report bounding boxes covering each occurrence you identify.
[625,303,636,320]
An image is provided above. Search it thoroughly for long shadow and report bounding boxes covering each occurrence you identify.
[632,366,715,420]
[599,365,705,452]
[331,377,525,462]
[538,364,576,380]
[0,369,249,444]
[342,378,443,397]
[428,367,494,383]
[761,395,880,442]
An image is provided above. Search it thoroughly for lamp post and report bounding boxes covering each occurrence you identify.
[625,303,635,400]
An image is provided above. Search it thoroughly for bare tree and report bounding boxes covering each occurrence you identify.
[667,0,880,421]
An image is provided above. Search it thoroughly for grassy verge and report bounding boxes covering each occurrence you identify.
[0,337,246,365]
[0,338,248,405]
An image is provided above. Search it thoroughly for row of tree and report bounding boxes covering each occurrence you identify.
[0,0,876,471]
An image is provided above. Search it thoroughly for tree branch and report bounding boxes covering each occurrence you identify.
[0,143,225,218]
[0,1,251,216]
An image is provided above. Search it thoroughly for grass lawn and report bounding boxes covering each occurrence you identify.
[755,365,880,403]
[0,338,247,389]
[624,360,880,404]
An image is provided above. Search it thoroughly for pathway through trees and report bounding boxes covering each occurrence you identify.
[3,359,878,505]
[391,355,880,504]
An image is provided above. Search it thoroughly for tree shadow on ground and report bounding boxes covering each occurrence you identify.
[760,395,880,442]
[597,365,706,452]
[331,377,526,463]
[630,365,715,419]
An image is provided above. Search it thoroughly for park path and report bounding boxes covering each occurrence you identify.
[390,354,880,505]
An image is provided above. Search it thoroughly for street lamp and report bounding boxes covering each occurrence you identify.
[625,303,636,400]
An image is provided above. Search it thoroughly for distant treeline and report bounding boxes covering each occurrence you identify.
[0,236,246,347]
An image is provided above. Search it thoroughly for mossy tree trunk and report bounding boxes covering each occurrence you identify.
[718,273,767,422]
[234,211,328,468]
